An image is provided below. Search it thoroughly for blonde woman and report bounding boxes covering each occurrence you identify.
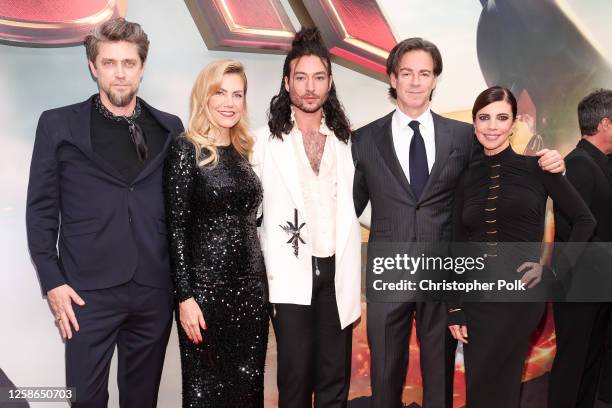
[163,60,267,407]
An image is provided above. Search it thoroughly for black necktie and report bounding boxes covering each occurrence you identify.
[408,120,428,199]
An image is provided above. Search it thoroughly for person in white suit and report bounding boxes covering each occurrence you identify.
[252,27,362,408]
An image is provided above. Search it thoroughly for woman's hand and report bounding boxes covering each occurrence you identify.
[179,297,207,344]
[517,262,543,288]
[449,325,468,344]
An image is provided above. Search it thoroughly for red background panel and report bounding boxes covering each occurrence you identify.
[186,0,295,53]
[223,0,291,30]
[0,0,111,23]
[329,0,395,51]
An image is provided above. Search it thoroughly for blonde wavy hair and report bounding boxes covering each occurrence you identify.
[183,60,253,167]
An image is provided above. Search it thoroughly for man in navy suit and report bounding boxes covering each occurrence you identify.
[26,18,183,407]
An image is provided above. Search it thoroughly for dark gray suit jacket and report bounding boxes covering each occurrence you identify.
[353,111,476,243]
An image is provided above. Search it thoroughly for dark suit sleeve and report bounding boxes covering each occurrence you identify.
[163,139,196,302]
[26,112,66,294]
[352,131,370,217]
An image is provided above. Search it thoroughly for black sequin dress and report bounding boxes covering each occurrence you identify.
[163,137,268,408]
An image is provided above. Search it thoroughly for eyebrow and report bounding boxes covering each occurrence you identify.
[399,67,431,73]
[217,87,243,93]
[293,71,328,76]
[101,58,138,62]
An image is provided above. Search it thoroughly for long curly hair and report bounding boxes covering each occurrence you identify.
[267,27,351,143]
[183,60,253,167]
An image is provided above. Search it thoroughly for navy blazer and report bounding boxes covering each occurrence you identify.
[26,96,184,294]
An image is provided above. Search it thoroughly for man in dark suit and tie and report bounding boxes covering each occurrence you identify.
[549,89,612,408]
[352,38,564,408]
[26,18,183,407]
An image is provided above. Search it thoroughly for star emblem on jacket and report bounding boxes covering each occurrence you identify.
[279,209,306,257]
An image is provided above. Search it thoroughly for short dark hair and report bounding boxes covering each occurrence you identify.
[84,17,149,64]
[267,27,351,143]
[472,86,517,121]
[386,37,443,99]
[578,89,612,136]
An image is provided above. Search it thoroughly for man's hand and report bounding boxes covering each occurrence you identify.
[536,148,565,173]
[47,284,85,339]
[448,325,468,344]
[179,297,207,344]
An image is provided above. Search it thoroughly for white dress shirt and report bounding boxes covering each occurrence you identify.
[391,108,436,182]
[289,116,337,258]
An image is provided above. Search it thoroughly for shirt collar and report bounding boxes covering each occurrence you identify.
[394,107,433,131]
[578,138,610,170]
[290,107,334,137]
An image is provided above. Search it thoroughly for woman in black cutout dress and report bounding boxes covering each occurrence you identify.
[448,87,595,407]
[164,60,268,407]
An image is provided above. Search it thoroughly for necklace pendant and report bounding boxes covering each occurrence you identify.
[279,208,306,258]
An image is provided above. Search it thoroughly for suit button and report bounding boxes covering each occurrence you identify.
[415,204,421,210]
[129,217,132,223]
[129,186,134,192]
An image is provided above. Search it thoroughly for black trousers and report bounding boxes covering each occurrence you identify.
[66,279,173,407]
[549,302,609,407]
[271,255,353,408]
[367,301,456,408]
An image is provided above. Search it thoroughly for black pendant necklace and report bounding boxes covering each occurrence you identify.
[280,208,306,257]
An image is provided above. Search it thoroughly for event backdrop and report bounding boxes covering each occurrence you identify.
[1,1,611,407]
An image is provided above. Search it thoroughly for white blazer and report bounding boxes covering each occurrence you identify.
[252,126,362,329]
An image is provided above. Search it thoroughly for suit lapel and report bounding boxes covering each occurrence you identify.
[268,134,307,220]
[68,97,126,182]
[579,139,612,187]
[600,158,612,187]
[422,112,452,198]
[334,137,353,262]
[132,101,176,184]
[373,112,417,201]
[69,96,178,185]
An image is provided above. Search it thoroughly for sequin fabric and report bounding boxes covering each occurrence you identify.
[163,137,268,408]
